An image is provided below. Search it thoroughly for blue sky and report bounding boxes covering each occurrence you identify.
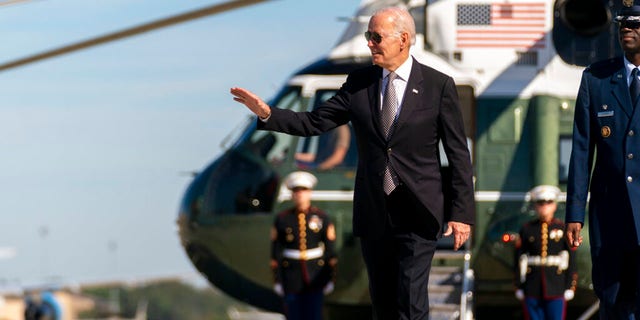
[0,0,360,288]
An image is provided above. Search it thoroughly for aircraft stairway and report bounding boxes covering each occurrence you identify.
[429,250,474,320]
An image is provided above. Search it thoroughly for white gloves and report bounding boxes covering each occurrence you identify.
[273,283,284,296]
[515,289,524,301]
[564,289,575,301]
[323,282,335,295]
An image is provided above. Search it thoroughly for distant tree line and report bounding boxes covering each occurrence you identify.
[79,279,259,320]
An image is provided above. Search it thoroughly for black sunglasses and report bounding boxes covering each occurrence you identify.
[364,31,383,44]
[620,20,640,29]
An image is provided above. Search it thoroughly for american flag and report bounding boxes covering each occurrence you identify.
[456,2,547,49]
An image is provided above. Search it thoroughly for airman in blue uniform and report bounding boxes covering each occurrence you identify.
[566,2,640,318]
[270,171,337,320]
[515,185,577,320]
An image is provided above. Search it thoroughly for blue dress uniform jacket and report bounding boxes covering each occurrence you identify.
[566,56,640,249]
[271,206,336,294]
[515,218,578,298]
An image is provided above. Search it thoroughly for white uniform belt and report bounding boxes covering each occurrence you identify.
[519,251,569,282]
[527,255,565,267]
[283,247,324,260]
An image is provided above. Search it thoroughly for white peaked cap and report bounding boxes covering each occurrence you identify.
[284,171,318,190]
[529,185,561,202]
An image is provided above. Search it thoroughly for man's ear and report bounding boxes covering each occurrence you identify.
[401,32,409,49]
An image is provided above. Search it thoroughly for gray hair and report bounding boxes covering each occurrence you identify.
[373,7,416,45]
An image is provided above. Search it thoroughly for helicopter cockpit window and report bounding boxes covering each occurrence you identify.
[246,86,303,166]
[184,86,307,219]
[294,90,358,171]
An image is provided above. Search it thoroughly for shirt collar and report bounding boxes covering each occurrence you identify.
[624,56,638,78]
[382,56,413,81]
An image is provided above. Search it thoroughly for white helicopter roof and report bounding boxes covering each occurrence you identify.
[327,0,583,99]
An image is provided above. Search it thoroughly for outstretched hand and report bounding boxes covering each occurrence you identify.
[443,221,471,250]
[230,87,271,119]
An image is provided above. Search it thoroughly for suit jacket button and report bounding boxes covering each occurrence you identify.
[630,130,635,136]
[628,153,634,160]
[387,148,392,153]
[628,176,633,183]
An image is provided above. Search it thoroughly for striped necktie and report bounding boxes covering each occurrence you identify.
[381,72,399,195]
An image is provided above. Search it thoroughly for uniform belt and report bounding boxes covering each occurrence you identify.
[282,247,324,260]
[519,251,569,282]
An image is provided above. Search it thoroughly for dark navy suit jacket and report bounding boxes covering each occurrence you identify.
[260,57,475,239]
[567,56,640,249]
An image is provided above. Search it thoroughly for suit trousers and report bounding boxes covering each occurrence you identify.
[360,185,438,320]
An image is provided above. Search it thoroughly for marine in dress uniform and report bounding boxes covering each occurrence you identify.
[270,171,337,320]
[516,185,577,320]
[566,2,640,318]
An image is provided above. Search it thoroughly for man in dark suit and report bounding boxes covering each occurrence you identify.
[231,7,474,320]
[566,3,640,318]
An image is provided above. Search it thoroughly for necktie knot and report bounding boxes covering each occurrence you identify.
[631,68,640,107]
[388,71,397,82]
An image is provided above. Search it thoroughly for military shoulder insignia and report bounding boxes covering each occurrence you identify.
[601,126,611,138]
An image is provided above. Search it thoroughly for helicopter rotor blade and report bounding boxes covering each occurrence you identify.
[0,0,271,72]
[0,0,37,7]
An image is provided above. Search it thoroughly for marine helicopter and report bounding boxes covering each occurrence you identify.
[176,0,623,318]
[0,0,620,318]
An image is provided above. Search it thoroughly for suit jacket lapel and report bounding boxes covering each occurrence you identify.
[612,65,634,118]
[394,58,424,133]
[369,67,385,139]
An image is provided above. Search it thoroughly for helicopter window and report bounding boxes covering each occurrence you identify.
[294,90,358,171]
[246,86,305,166]
[183,86,309,218]
[559,135,572,183]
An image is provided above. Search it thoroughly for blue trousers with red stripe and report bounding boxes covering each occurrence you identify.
[523,297,565,320]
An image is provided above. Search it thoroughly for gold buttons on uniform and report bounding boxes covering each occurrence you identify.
[298,213,308,257]
[541,222,548,262]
